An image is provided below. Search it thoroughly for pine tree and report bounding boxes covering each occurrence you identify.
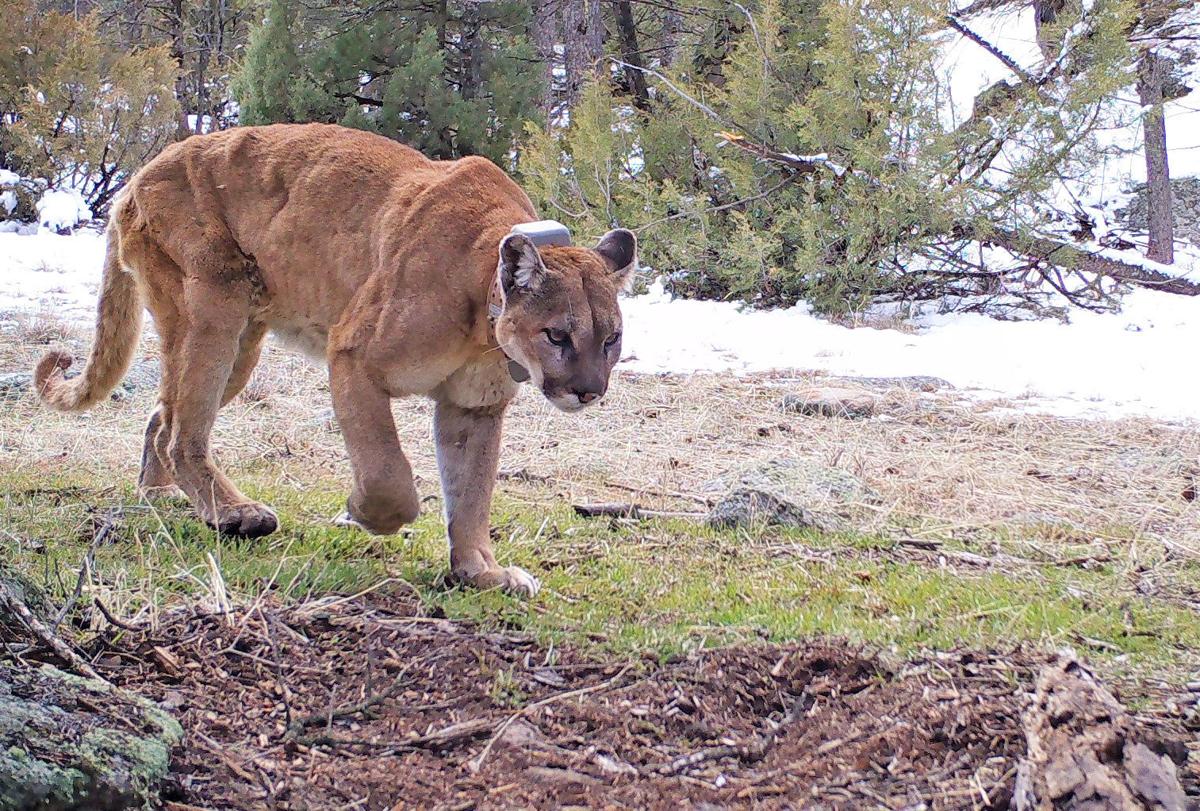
[521,0,1152,313]
[233,0,544,164]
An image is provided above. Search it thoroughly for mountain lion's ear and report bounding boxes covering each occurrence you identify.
[498,233,546,296]
[595,228,637,286]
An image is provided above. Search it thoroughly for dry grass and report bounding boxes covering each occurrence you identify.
[2,321,1199,563]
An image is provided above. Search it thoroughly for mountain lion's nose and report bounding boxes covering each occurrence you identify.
[574,389,601,404]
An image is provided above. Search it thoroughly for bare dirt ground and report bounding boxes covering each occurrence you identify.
[96,590,1194,810]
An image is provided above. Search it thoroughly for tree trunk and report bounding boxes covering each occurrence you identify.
[562,0,604,106]
[1137,51,1174,265]
[611,0,649,111]
[660,8,682,68]
[166,0,191,140]
[532,0,561,117]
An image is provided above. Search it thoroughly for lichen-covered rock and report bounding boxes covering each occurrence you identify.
[781,386,878,419]
[0,663,183,810]
[705,459,879,531]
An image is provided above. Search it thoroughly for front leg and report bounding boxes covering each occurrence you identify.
[434,399,539,598]
[329,352,420,534]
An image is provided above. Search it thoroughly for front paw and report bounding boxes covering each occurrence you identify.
[456,565,541,598]
[332,510,366,530]
[210,502,279,539]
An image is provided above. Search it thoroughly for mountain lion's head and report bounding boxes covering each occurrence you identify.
[494,229,637,412]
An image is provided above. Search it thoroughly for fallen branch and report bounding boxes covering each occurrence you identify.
[0,575,103,681]
[975,225,1200,296]
[573,503,706,520]
[1013,652,1187,810]
[296,716,496,754]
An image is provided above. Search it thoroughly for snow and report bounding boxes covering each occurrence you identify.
[3,227,1198,421]
[35,189,92,233]
[0,169,20,217]
[0,229,106,321]
[621,279,1200,421]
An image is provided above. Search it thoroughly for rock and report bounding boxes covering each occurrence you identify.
[781,386,877,419]
[0,663,182,811]
[705,459,878,531]
[0,373,31,400]
[835,375,951,392]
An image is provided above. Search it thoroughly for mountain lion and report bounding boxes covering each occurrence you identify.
[34,123,636,598]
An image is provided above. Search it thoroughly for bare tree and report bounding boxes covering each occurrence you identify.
[562,0,605,106]
[1137,51,1174,264]
[611,0,649,111]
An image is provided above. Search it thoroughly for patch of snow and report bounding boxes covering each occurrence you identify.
[36,189,91,233]
[0,229,106,320]
[620,278,1200,422]
[0,169,20,217]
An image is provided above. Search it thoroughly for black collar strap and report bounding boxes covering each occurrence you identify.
[488,221,572,384]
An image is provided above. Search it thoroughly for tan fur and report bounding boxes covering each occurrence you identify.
[33,123,636,597]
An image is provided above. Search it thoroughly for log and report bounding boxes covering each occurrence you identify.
[1013,653,1186,810]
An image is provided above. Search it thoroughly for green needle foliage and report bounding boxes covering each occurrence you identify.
[520,0,1138,314]
[234,0,544,165]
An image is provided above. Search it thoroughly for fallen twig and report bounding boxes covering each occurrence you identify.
[52,518,116,630]
[93,596,140,631]
[0,575,103,680]
[573,503,706,521]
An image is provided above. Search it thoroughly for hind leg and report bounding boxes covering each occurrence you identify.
[129,237,185,498]
[138,321,266,497]
[163,279,276,538]
[137,403,179,496]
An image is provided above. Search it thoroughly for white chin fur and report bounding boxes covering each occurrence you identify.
[547,394,588,412]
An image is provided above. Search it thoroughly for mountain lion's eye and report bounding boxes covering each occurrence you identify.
[604,331,621,348]
[543,328,571,348]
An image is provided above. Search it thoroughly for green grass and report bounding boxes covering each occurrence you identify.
[3,464,1199,683]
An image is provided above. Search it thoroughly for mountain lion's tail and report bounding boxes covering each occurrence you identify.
[34,218,143,411]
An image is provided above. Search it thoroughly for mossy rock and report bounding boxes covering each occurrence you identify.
[704,459,880,531]
[0,663,182,810]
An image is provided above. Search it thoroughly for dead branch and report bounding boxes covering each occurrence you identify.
[572,503,706,520]
[0,575,103,681]
[945,15,1037,84]
[52,517,116,630]
[970,224,1200,296]
[1013,652,1186,810]
[93,596,140,631]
